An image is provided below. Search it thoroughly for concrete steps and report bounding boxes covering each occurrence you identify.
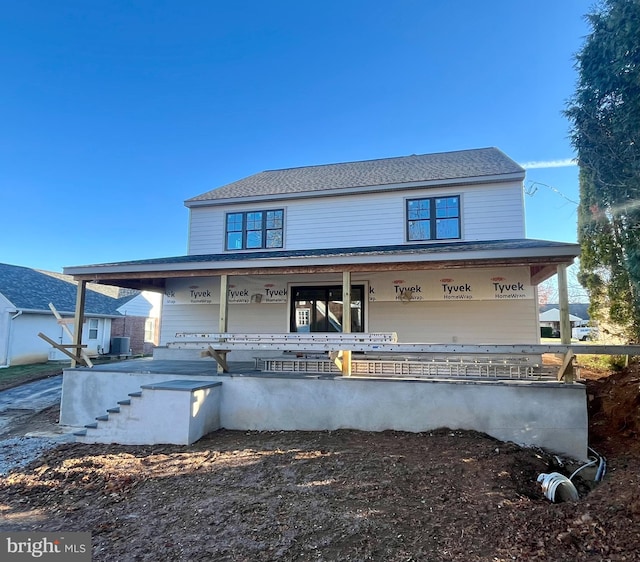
[75,380,222,445]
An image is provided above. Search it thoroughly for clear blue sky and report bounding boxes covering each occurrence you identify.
[0,0,592,272]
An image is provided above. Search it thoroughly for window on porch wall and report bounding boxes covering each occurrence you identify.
[290,285,364,333]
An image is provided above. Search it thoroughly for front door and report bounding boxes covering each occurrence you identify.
[290,285,364,333]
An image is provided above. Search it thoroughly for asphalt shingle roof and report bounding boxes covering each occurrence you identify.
[0,263,123,315]
[67,239,578,270]
[186,147,525,203]
[540,303,590,320]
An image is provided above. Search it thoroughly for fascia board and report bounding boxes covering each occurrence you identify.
[64,245,579,277]
[17,308,121,318]
[184,172,526,208]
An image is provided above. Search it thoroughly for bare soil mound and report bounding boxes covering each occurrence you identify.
[586,363,640,457]
[1,366,639,561]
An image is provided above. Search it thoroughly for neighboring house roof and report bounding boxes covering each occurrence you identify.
[37,270,139,299]
[540,303,590,321]
[0,263,123,316]
[186,147,525,205]
[539,308,583,322]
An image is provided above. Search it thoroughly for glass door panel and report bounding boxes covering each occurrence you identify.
[290,285,364,333]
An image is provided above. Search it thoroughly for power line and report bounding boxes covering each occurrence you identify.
[524,181,579,206]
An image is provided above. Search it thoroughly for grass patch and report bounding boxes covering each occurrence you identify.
[0,362,68,390]
[0,358,138,391]
[578,354,630,372]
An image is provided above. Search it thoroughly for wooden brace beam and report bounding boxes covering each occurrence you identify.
[200,345,230,373]
[557,350,575,383]
[330,349,352,376]
[49,303,94,367]
[38,332,88,365]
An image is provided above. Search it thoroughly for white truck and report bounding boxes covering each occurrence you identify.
[572,326,595,341]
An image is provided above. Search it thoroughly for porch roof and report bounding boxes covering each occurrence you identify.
[64,238,579,291]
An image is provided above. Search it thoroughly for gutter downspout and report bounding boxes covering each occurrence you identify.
[0,310,22,368]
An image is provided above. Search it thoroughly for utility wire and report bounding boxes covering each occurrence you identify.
[525,181,579,206]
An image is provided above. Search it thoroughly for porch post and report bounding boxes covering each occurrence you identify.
[71,280,87,368]
[341,271,352,376]
[557,265,571,345]
[218,274,229,374]
[342,271,351,333]
[219,274,228,333]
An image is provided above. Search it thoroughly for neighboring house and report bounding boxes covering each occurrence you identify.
[113,292,163,355]
[64,147,580,356]
[539,307,584,333]
[540,303,590,324]
[0,263,119,366]
[0,263,162,366]
[539,303,591,336]
[60,275,163,355]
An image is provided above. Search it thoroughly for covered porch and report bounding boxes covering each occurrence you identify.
[57,239,597,458]
[62,239,584,365]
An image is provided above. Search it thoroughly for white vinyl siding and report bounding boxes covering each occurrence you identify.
[160,303,221,344]
[6,314,111,365]
[0,293,13,366]
[463,184,525,240]
[187,181,525,255]
[117,292,163,318]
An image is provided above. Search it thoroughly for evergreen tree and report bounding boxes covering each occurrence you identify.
[565,0,640,341]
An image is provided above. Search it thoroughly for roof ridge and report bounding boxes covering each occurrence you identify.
[262,147,499,173]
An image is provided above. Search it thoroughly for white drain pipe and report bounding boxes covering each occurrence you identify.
[537,472,579,502]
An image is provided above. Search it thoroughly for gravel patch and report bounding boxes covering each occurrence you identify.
[0,437,63,476]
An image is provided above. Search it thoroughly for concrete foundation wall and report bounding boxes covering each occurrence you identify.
[60,369,588,460]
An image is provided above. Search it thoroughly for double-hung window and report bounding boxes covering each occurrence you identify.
[88,318,99,340]
[406,196,460,241]
[226,209,284,250]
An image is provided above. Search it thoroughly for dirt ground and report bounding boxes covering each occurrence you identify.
[1,362,640,561]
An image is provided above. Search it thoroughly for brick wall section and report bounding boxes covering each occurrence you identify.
[110,316,155,355]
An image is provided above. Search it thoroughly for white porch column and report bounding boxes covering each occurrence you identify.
[217,274,229,374]
[557,265,571,345]
[71,280,87,368]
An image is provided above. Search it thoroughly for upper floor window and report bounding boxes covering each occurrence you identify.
[406,196,460,241]
[226,209,284,250]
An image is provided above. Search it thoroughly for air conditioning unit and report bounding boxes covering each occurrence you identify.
[110,337,130,355]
